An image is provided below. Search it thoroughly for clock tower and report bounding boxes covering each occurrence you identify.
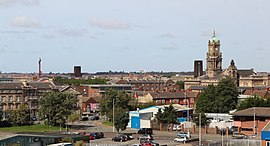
[206,31,222,78]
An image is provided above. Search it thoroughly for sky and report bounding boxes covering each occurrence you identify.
[0,0,270,73]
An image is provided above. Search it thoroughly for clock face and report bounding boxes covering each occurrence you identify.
[215,48,218,51]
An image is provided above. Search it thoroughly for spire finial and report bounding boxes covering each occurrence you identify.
[213,29,216,37]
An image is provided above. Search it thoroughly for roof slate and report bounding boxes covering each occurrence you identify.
[231,107,270,117]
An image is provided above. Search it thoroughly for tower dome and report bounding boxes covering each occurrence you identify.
[211,30,219,43]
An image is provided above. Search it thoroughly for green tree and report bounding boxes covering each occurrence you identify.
[176,81,185,90]
[39,92,78,126]
[155,105,178,130]
[8,104,30,126]
[237,95,265,111]
[192,112,209,126]
[99,89,131,121]
[99,89,132,132]
[195,85,217,113]
[68,113,80,130]
[195,77,238,113]
[114,107,129,132]
[215,77,238,113]
[54,76,108,86]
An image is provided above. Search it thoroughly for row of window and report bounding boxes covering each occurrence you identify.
[155,98,195,104]
[1,96,28,102]
[0,104,20,110]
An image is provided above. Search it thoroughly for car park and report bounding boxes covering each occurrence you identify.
[137,128,153,135]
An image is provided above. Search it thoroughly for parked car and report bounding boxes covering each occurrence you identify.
[112,135,127,142]
[138,134,153,141]
[141,140,159,146]
[137,128,153,135]
[90,116,100,120]
[173,136,187,143]
[123,134,133,140]
[177,131,191,138]
[232,132,247,139]
[91,132,104,139]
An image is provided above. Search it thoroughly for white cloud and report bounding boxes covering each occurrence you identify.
[58,28,89,37]
[11,16,41,28]
[0,0,39,7]
[159,33,177,38]
[89,17,130,30]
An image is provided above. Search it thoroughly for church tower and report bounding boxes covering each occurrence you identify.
[206,31,222,78]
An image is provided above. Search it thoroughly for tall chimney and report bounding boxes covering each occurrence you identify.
[38,58,41,79]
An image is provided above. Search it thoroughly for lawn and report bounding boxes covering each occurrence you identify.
[102,121,113,126]
[0,124,60,132]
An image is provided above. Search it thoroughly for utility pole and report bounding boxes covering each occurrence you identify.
[113,98,115,133]
[199,113,201,146]
[253,107,256,136]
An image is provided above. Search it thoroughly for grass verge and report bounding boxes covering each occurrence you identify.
[0,124,60,132]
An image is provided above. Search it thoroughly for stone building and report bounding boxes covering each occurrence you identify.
[0,81,57,119]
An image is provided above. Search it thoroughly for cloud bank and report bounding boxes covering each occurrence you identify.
[89,17,130,30]
[11,16,41,28]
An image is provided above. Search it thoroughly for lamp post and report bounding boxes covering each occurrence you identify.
[113,98,115,133]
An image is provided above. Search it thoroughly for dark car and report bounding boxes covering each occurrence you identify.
[137,128,153,135]
[90,116,100,120]
[112,135,127,142]
[123,134,133,140]
[91,132,103,139]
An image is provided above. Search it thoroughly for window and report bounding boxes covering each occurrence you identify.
[162,99,165,104]
[16,96,20,102]
[175,99,179,103]
[8,96,12,102]
[15,104,18,109]
[190,98,194,103]
[1,96,5,102]
[156,100,160,104]
[8,104,12,110]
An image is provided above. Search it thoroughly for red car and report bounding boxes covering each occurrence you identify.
[141,142,152,146]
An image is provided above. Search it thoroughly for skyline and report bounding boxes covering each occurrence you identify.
[0,0,270,73]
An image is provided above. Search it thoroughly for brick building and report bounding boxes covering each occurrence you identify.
[231,107,270,136]
[73,84,135,113]
[116,79,180,92]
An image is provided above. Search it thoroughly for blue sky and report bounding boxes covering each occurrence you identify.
[0,0,269,73]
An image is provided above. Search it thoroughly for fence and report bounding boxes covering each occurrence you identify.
[208,139,261,146]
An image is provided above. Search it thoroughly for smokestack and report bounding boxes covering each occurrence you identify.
[38,58,41,79]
